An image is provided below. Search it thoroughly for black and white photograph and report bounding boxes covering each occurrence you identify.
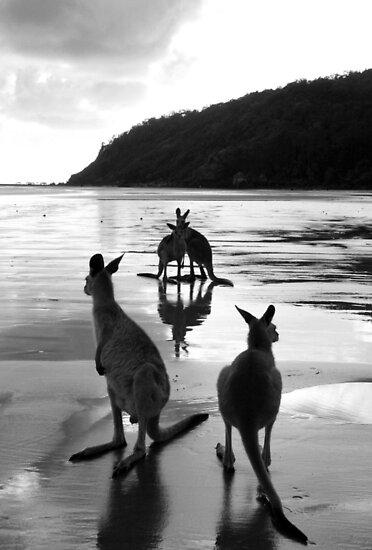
[0,1,371,549]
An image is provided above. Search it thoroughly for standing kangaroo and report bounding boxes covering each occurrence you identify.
[69,253,208,477]
[216,305,308,544]
[137,222,188,281]
[175,208,233,287]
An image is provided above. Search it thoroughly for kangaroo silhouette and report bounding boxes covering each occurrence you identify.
[175,208,233,286]
[138,222,188,282]
[216,304,308,545]
[69,253,208,477]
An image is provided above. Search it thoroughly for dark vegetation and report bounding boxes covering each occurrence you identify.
[67,70,372,189]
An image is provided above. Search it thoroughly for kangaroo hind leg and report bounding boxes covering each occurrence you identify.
[112,364,165,477]
[69,387,127,462]
[199,263,207,279]
[262,419,275,469]
[112,416,147,478]
[156,260,165,279]
[188,255,196,280]
[216,418,235,472]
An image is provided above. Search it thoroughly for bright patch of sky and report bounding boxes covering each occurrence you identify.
[0,0,370,183]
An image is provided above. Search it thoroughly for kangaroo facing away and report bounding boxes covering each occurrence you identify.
[216,305,308,545]
[137,222,188,282]
[69,253,208,477]
[175,208,233,287]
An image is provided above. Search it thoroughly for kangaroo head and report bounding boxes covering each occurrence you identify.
[84,253,124,295]
[235,304,279,343]
[167,221,189,238]
[175,208,190,228]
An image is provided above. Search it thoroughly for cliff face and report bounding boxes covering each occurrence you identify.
[67,70,372,189]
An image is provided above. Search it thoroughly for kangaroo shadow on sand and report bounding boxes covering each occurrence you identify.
[157,279,215,357]
[96,444,168,550]
[215,472,278,550]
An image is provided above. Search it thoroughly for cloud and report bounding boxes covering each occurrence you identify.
[91,80,146,108]
[0,65,148,127]
[0,0,202,68]
[0,0,202,130]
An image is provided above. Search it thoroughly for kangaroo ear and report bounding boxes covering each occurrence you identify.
[183,221,190,228]
[176,208,181,217]
[183,209,190,220]
[167,223,176,231]
[89,254,105,276]
[262,305,275,325]
[106,254,124,274]
[235,305,255,325]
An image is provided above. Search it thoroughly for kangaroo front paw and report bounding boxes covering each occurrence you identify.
[95,362,105,376]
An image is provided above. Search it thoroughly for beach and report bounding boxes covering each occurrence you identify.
[1,186,372,549]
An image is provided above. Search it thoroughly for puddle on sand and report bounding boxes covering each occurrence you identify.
[281,382,372,424]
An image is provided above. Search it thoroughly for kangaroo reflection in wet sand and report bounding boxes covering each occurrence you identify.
[216,305,308,545]
[157,279,215,357]
[69,253,208,477]
[97,445,168,550]
[175,208,234,287]
[215,472,276,550]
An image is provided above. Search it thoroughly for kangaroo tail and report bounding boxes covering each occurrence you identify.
[272,508,308,545]
[212,276,234,287]
[137,261,164,279]
[137,273,159,279]
[240,427,308,545]
[205,263,234,287]
[147,413,209,443]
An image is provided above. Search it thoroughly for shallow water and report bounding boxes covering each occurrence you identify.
[1,186,371,364]
[1,185,372,421]
[1,186,372,549]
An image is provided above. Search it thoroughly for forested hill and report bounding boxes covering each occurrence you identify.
[67,70,372,189]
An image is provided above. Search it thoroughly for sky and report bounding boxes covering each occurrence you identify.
[0,0,371,184]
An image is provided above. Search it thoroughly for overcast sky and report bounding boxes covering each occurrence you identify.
[0,0,371,184]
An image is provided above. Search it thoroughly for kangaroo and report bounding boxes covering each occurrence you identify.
[137,222,188,281]
[216,305,308,545]
[69,253,208,477]
[175,208,233,287]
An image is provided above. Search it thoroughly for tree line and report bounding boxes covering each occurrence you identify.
[67,70,372,189]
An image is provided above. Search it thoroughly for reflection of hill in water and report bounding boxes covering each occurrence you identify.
[157,280,215,357]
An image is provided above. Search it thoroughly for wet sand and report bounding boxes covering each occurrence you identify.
[1,354,372,550]
[1,187,372,549]
[1,284,372,549]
